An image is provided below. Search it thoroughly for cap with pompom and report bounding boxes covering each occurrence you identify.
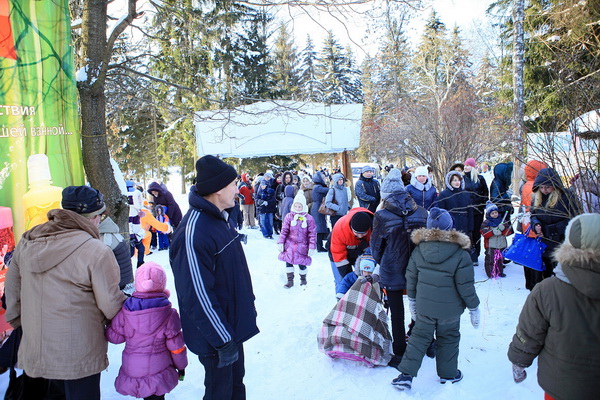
[135,261,169,296]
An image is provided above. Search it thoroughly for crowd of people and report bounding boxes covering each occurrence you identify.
[0,154,597,400]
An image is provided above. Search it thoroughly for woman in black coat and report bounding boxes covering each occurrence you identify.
[310,171,330,252]
[463,158,489,265]
[433,171,474,236]
[371,189,428,368]
[529,167,580,289]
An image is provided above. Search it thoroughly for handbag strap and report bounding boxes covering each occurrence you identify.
[524,225,532,236]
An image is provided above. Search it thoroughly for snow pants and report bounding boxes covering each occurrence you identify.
[199,343,246,400]
[399,314,461,379]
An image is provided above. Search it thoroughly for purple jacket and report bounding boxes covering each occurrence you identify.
[277,211,317,266]
[106,292,188,398]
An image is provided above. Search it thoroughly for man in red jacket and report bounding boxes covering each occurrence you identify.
[328,208,374,290]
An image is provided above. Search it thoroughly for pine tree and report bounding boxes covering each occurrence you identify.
[233,8,275,102]
[318,31,361,104]
[272,23,300,99]
[298,35,322,102]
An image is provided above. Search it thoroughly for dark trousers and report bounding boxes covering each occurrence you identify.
[130,237,145,267]
[145,396,165,400]
[484,248,504,278]
[330,215,342,228]
[524,254,556,290]
[199,343,246,400]
[387,290,407,357]
[46,373,101,400]
[158,232,170,249]
[150,230,158,248]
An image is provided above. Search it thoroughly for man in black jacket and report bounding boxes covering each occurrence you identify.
[170,155,259,400]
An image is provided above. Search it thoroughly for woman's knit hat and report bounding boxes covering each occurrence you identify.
[135,261,169,296]
[464,158,477,168]
[380,168,405,200]
[414,166,429,177]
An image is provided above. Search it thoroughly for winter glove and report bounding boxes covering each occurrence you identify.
[497,223,506,232]
[217,341,239,368]
[469,307,480,329]
[492,228,501,236]
[177,368,186,381]
[308,248,315,256]
[512,364,527,383]
[277,243,284,252]
[408,298,417,322]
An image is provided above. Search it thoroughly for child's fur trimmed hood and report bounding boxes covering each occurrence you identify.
[553,243,600,299]
[411,228,471,250]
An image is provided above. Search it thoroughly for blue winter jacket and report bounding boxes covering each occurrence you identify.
[169,187,259,356]
[256,185,277,214]
[406,175,437,210]
[489,162,514,216]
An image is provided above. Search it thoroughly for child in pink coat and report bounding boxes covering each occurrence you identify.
[106,262,188,400]
[277,192,317,288]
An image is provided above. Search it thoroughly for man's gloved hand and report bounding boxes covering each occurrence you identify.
[408,298,417,321]
[360,274,380,284]
[512,364,527,383]
[308,248,315,256]
[217,341,239,368]
[277,243,284,252]
[469,307,480,329]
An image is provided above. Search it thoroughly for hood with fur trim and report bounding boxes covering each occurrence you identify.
[411,228,471,264]
[444,171,465,191]
[554,243,600,299]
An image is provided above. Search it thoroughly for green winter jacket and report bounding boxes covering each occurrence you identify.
[508,241,600,400]
[406,228,480,319]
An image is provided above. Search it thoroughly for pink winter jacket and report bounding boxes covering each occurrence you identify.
[277,211,317,266]
[106,292,188,398]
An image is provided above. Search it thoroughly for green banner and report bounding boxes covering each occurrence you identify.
[0,0,84,240]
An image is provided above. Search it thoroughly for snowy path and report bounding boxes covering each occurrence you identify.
[0,220,544,400]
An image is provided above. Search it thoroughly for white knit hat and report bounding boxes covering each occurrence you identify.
[414,166,429,177]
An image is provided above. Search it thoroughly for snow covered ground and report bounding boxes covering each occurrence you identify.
[0,195,545,399]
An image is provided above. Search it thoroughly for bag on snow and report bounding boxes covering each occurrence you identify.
[317,280,393,367]
[503,227,547,271]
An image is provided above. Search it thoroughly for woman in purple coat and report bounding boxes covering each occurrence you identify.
[106,262,188,400]
[277,192,317,288]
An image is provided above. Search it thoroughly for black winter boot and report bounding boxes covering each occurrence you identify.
[284,272,294,288]
[300,273,307,286]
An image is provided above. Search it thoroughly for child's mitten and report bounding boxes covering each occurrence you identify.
[408,298,417,321]
[277,243,284,252]
[512,364,527,383]
[469,307,480,328]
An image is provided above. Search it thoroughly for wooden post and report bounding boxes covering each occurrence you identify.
[341,150,355,208]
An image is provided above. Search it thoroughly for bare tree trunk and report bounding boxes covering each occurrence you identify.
[513,0,526,188]
[78,0,138,233]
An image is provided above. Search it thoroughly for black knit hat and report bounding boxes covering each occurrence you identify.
[350,212,373,233]
[195,155,238,196]
[61,186,106,217]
